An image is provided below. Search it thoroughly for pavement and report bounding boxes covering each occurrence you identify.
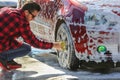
[0,52,77,80]
[1,49,120,80]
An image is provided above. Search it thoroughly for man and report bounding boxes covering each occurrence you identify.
[0,2,61,70]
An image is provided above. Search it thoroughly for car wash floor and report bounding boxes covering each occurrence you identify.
[1,49,120,80]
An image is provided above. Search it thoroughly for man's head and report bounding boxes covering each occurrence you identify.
[22,2,41,21]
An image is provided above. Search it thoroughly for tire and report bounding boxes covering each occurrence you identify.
[56,22,79,70]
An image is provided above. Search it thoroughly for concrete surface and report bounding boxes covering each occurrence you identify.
[0,49,120,80]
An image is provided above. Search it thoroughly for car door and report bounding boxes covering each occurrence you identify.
[32,0,63,42]
[29,0,53,42]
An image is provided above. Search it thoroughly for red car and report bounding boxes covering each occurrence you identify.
[22,0,120,70]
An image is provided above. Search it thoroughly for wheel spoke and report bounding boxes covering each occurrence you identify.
[62,51,69,67]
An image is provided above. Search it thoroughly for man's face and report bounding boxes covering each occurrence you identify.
[24,10,39,21]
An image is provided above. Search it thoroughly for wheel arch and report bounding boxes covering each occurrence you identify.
[55,19,66,41]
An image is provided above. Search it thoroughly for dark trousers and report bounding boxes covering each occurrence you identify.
[0,43,31,61]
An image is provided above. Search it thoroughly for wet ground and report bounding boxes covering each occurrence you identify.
[0,48,120,80]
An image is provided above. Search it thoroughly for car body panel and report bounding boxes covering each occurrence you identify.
[66,0,120,62]
[22,0,120,63]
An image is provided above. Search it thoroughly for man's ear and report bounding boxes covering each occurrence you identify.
[24,10,29,15]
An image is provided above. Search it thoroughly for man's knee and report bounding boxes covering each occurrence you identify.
[23,44,31,53]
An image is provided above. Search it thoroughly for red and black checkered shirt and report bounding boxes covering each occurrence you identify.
[0,7,53,52]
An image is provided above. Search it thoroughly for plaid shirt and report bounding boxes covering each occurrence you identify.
[0,7,53,52]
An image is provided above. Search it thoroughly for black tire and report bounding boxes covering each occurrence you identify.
[56,22,79,70]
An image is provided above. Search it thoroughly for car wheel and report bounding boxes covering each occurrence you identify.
[56,22,79,70]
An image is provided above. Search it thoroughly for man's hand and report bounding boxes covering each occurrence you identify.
[52,41,66,51]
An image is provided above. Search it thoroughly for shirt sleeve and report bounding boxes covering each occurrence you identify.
[19,22,53,49]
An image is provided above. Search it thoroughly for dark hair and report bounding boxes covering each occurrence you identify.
[22,2,41,12]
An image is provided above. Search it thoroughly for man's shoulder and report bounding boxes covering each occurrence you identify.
[0,7,20,15]
[0,7,10,14]
[9,8,21,15]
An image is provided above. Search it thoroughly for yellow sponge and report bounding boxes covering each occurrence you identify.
[61,41,66,51]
